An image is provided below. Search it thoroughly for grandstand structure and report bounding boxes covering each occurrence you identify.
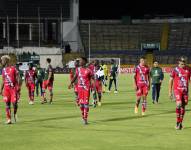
[0,0,80,67]
[80,19,191,65]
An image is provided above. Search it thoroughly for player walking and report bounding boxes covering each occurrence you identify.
[101,61,108,93]
[169,57,191,130]
[35,64,44,97]
[92,60,103,107]
[70,59,80,105]
[42,58,54,104]
[69,57,94,125]
[0,55,20,124]
[108,59,118,93]
[134,56,150,116]
[25,63,37,105]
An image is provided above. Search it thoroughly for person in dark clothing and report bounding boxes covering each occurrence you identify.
[35,64,45,97]
[150,61,164,104]
[108,59,118,93]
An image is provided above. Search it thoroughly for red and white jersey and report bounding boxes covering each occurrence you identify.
[134,65,150,86]
[170,66,191,91]
[89,64,95,73]
[2,66,18,89]
[25,69,36,84]
[76,67,93,90]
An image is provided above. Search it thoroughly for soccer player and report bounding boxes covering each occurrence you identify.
[150,61,164,104]
[108,59,118,93]
[68,57,94,125]
[25,63,37,105]
[70,59,80,105]
[42,58,54,104]
[0,55,20,124]
[92,60,103,107]
[101,61,108,93]
[169,57,191,130]
[35,64,44,97]
[134,56,150,116]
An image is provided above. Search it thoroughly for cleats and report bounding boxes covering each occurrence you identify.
[6,119,12,125]
[114,90,118,94]
[29,101,34,105]
[14,114,18,123]
[83,119,88,125]
[41,99,47,104]
[134,106,138,114]
[93,101,97,108]
[175,122,183,130]
[141,111,145,116]
[98,102,102,107]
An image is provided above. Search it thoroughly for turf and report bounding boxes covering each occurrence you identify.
[0,74,191,150]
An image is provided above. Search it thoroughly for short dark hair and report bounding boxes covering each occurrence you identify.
[140,56,145,60]
[80,57,88,63]
[47,58,51,63]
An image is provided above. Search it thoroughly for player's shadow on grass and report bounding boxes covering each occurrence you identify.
[103,101,135,106]
[25,115,79,123]
[99,110,183,123]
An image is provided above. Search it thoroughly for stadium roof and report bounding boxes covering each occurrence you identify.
[0,0,70,18]
[79,0,190,19]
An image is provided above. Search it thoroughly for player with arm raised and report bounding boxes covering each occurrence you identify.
[134,56,150,116]
[68,57,94,125]
[169,57,191,130]
[0,55,20,124]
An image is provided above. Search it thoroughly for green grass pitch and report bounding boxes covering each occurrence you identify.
[0,74,191,150]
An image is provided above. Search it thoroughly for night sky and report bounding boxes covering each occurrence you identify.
[0,0,190,19]
[79,0,191,19]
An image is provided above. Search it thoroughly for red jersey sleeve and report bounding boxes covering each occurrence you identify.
[170,69,176,78]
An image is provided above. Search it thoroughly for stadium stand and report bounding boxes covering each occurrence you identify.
[168,23,191,50]
[80,21,163,51]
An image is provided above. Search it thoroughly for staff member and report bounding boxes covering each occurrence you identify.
[150,61,164,104]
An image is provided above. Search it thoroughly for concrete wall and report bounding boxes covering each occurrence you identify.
[62,0,82,52]
[40,54,63,68]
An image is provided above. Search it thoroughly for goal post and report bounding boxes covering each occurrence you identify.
[89,58,121,74]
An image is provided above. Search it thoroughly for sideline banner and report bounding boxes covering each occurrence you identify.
[120,67,173,74]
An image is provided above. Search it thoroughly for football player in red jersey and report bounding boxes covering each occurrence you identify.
[41,58,54,104]
[69,57,94,125]
[70,59,80,105]
[134,56,150,116]
[25,63,37,105]
[0,55,20,124]
[169,57,191,130]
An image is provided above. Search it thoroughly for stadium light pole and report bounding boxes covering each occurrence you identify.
[6,15,10,48]
[60,7,63,49]
[88,23,91,62]
[38,7,41,47]
[16,1,19,48]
